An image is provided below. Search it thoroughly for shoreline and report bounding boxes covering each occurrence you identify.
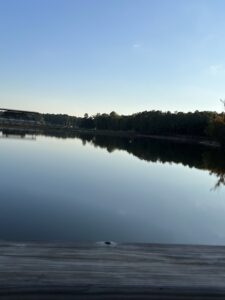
[0,123,220,148]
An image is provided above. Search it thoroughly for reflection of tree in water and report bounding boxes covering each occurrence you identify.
[202,151,225,190]
[0,129,36,140]
[76,134,225,191]
[212,174,225,190]
[2,128,225,190]
[39,130,225,190]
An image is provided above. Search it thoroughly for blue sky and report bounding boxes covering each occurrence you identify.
[1,0,225,116]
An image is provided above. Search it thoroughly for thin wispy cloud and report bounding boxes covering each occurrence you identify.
[209,64,225,76]
[132,43,142,49]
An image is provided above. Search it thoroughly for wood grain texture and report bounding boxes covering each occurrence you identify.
[0,241,225,299]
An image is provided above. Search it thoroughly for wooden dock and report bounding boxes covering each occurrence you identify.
[1,241,225,299]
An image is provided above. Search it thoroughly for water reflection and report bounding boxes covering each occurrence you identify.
[1,127,225,244]
[83,135,225,191]
[1,127,224,189]
[9,127,223,190]
[0,129,36,140]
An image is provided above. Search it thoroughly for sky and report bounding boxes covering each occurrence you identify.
[1,0,225,116]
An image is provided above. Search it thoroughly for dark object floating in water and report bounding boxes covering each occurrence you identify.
[105,241,112,245]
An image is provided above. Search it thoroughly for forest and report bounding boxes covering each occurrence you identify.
[42,110,225,146]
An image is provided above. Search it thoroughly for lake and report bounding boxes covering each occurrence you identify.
[0,128,225,245]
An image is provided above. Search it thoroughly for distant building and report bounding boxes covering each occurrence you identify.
[0,108,44,126]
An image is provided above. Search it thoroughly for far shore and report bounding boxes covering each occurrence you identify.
[0,123,220,148]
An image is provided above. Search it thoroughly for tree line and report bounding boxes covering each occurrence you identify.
[41,110,225,146]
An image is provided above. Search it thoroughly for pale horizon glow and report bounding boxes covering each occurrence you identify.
[1,0,225,116]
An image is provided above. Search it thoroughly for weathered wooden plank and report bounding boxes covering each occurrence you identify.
[0,241,225,299]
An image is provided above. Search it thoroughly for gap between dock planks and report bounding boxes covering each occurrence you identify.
[0,241,225,299]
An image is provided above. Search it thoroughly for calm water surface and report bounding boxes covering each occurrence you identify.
[1,129,225,245]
